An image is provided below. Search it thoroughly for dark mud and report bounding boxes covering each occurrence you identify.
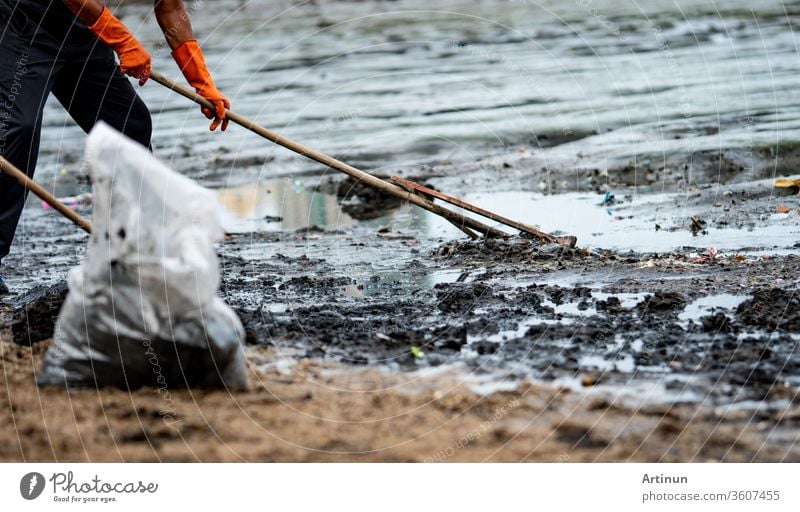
[0,282,67,346]
[4,184,799,409]
[217,232,800,405]
[337,176,404,220]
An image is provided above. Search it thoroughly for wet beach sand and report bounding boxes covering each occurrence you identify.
[2,340,799,462]
[3,178,799,461]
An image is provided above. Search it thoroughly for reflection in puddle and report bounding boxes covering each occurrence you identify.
[414,191,800,253]
[678,294,751,323]
[592,292,647,309]
[467,317,552,345]
[216,180,357,233]
[341,268,474,297]
[217,180,800,253]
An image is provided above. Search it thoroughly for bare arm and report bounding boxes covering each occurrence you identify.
[153,0,196,51]
[154,0,231,131]
[62,0,195,49]
[61,0,229,131]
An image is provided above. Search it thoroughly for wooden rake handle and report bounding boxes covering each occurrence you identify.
[0,155,92,234]
[149,70,511,239]
[390,176,577,247]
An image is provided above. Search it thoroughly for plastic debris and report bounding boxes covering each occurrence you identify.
[37,123,247,389]
[41,192,93,210]
[774,178,800,197]
[599,191,616,206]
[773,178,800,188]
[637,250,755,268]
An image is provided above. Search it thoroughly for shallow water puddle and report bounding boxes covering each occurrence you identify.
[549,292,646,317]
[413,190,800,252]
[216,180,800,253]
[678,294,751,323]
[579,354,636,373]
[465,316,572,345]
[592,292,648,308]
[216,180,357,233]
[341,268,474,297]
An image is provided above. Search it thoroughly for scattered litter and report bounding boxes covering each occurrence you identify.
[598,191,616,206]
[773,178,800,189]
[776,205,790,214]
[41,192,92,210]
[687,247,720,264]
[637,249,756,268]
[410,346,425,358]
[37,123,247,389]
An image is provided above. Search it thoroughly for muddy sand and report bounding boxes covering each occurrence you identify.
[3,0,800,461]
[2,182,800,461]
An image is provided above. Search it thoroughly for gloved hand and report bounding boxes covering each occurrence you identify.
[88,7,151,85]
[171,40,230,131]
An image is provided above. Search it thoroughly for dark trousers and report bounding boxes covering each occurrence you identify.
[0,2,152,265]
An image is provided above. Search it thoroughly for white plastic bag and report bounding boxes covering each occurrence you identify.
[37,123,247,389]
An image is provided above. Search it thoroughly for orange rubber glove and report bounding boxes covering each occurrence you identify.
[171,40,230,131]
[88,7,151,85]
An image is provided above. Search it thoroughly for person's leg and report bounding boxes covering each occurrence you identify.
[0,7,63,275]
[52,40,152,148]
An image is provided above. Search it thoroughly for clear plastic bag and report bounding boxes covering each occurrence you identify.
[37,123,247,389]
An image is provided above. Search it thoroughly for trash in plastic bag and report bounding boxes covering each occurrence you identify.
[37,122,247,389]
